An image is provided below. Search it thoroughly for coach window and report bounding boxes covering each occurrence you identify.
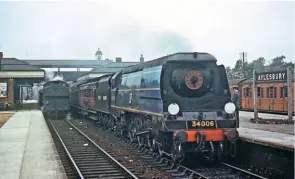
[267,87,277,98]
[141,66,162,88]
[126,71,142,89]
[280,86,288,98]
[243,87,250,98]
[257,87,264,98]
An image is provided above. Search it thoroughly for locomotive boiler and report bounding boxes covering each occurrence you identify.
[70,52,239,162]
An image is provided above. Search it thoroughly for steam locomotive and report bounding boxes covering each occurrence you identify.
[41,76,70,119]
[70,52,239,162]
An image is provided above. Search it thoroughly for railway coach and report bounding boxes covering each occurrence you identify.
[70,52,239,162]
[229,71,295,114]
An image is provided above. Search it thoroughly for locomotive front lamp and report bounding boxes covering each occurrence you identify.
[224,102,236,114]
[168,103,180,115]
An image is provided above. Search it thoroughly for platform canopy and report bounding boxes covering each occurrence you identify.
[0,58,45,79]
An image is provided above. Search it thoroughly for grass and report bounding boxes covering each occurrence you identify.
[0,113,14,128]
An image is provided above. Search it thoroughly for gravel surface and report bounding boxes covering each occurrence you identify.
[0,113,14,128]
[239,112,294,135]
[70,118,172,179]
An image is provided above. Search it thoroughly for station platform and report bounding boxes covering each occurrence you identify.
[0,110,67,179]
[239,111,295,120]
[237,127,294,151]
[238,111,294,151]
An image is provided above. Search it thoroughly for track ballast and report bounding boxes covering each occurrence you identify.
[49,119,138,179]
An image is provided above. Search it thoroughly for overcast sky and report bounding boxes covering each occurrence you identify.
[0,0,294,67]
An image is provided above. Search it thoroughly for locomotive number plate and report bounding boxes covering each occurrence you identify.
[188,120,216,129]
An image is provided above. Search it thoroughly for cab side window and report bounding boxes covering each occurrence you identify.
[126,71,142,89]
[141,66,162,88]
[120,74,128,89]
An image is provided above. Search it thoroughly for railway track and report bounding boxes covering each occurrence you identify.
[49,119,138,179]
[70,118,269,179]
[113,133,268,179]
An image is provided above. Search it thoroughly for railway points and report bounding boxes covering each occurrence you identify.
[0,110,67,179]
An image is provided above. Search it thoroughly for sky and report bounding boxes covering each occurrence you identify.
[0,0,294,67]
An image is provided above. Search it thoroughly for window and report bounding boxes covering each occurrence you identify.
[141,66,162,88]
[267,87,277,98]
[0,82,7,97]
[257,87,264,98]
[243,87,251,97]
[126,71,142,89]
[280,86,288,98]
[120,74,128,89]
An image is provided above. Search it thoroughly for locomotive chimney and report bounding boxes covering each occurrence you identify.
[0,52,3,59]
[115,57,122,62]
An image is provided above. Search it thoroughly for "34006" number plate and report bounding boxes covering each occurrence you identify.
[188,120,216,129]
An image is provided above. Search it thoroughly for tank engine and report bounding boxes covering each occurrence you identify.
[70,52,239,162]
[41,76,70,119]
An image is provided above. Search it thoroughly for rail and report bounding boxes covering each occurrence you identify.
[49,119,138,179]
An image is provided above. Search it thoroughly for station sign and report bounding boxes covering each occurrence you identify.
[255,71,287,82]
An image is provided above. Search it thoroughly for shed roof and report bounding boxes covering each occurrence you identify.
[101,62,138,68]
[0,58,44,71]
[22,59,112,68]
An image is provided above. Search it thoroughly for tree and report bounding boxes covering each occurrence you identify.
[233,59,243,72]
[252,57,266,72]
[268,55,286,71]
[228,55,292,80]
[225,66,233,79]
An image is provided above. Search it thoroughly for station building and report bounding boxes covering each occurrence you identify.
[0,52,45,109]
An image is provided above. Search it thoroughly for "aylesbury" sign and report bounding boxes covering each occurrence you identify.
[255,71,287,82]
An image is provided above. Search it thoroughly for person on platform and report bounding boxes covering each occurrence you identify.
[232,87,240,127]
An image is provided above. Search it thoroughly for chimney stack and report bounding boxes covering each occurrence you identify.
[0,52,3,59]
[115,57,122,62]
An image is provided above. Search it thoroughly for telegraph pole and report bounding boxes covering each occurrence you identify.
[253,70,258,119]
[0,52,3,71]
[287,66,293,122]
[240,52,247,78]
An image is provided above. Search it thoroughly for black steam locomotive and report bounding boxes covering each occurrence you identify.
[41,78,70,119]
[70,52,239,161]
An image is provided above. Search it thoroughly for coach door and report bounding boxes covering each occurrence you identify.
[243,86,251,109]
[267,85,276,111]
[256,86,262,110]
[280,85,288,112]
